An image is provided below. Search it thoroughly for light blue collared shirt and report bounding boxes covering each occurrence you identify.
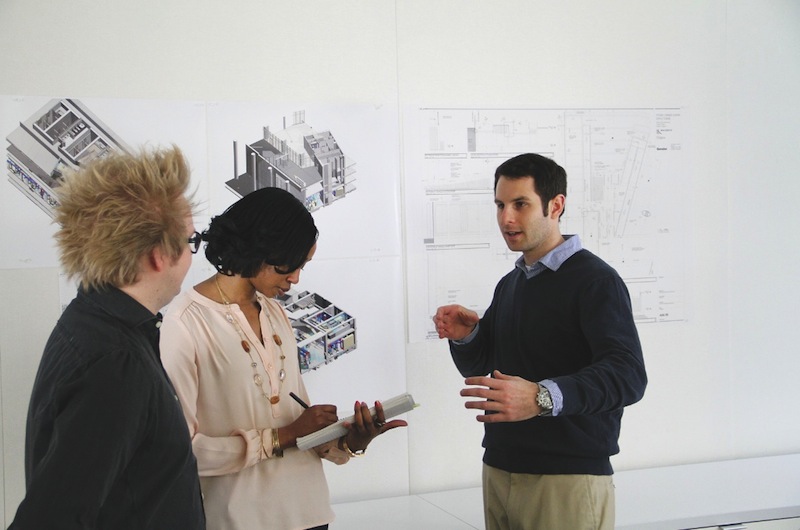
[456,235,583,416]
[516,233,582,279]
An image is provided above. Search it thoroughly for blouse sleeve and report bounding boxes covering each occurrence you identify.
[160,311,279,476]
[314,439,349,465]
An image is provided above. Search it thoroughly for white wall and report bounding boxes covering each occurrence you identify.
[726,1,800,453]
[1,0,798,524]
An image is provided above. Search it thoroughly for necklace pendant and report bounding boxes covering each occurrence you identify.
[272,334,282,346]
[279,368,286,381]
[241,340,251,353]
[253,374,263,386]
[270,395,280,404]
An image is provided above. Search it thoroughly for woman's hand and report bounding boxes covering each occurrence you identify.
[342,400,408,453]
[281,404,338,448]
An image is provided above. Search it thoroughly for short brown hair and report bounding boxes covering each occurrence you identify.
[494,153,567,218]
[54,145,194,290]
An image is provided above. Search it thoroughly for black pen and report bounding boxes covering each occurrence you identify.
[289,392,309,409]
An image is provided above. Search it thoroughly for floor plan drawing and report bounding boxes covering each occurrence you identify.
[404,107,685,342]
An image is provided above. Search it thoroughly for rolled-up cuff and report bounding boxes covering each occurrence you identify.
[231,428,274,466]
[315,438,349,465]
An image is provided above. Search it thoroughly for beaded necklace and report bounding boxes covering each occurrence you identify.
[215,275,286,404]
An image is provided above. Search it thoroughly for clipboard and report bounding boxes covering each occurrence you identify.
[296,392,416,451]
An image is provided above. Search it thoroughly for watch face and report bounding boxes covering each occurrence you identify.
[537,387,553,409]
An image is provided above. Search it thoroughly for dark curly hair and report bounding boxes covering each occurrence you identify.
[202,187,318,277]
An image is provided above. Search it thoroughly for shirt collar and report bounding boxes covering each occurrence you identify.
[515,234,583,276]
[79,285,163,331]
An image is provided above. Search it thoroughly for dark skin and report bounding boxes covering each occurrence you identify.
[199,269,406,454]
[279,400,407,452]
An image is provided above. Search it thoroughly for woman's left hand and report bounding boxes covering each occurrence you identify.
[343,400,408,453]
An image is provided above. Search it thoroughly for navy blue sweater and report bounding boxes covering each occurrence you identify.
[450,249,647,475]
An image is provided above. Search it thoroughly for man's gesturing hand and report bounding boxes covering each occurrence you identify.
[433,304,479,341]
[461,370,542,422]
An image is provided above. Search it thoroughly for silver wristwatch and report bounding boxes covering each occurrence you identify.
[536,384,553,417]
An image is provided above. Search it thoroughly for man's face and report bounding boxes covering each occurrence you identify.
[494,176,562,265]
[163,213,195,305]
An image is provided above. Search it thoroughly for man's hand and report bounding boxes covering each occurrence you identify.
[461,370,541,422]
[433,304,480,341]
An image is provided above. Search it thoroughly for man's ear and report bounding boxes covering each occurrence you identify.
[549,194,566,219]
[148,245,168,273]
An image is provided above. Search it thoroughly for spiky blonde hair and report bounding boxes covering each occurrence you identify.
[54,145,194,290]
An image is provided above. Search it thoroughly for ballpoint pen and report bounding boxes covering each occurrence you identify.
[289,392,309,409]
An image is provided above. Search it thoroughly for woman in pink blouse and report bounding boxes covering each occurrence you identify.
[161,187,406,530]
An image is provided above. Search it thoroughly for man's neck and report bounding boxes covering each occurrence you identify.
[118,282,162,315]
[523,234,566,266]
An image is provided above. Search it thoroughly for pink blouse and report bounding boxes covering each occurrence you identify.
[161,288,348,530]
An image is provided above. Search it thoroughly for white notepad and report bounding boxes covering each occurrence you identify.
[296,392,416,451]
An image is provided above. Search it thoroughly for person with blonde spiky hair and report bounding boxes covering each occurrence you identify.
[10,146,206,529]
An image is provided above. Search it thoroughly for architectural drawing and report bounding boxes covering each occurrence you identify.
[279,289,357,372]
[226,110,360,371]
[5,98,131,217]
[4,98,357,372]
[404,107,685,341]
[227,110,356,212]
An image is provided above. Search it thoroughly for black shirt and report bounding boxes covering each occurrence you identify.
[10,287,205,529]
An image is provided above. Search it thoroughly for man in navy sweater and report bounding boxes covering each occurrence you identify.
[434,153,647,530]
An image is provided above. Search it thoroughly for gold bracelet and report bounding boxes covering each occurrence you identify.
[340,436,365,457]
[272,428,284,458]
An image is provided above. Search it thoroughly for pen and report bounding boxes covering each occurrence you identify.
[289,392,309,409]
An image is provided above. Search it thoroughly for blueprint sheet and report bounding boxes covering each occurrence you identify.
[403,107,685,342]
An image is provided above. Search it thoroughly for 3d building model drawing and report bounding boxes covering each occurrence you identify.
[227,110,356,212]
[229,110,359,371]
[279,289,357,373]
[5,99,358,373]
[5,98,131,217]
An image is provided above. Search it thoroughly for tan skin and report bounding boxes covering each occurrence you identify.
[197,245,406,452]
[432,175,566,423]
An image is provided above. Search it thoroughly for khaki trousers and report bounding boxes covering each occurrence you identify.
[482,464,615,530]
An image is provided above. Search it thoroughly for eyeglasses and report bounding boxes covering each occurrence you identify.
[187,231,202,254]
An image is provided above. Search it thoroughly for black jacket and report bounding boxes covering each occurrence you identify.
[10,287,205,529]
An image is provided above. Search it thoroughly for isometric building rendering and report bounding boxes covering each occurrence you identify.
[279,289,357,373]
[226,111,359,370]
[5,99,357,372]
[227,110,356,212]
[6,98,131,217]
